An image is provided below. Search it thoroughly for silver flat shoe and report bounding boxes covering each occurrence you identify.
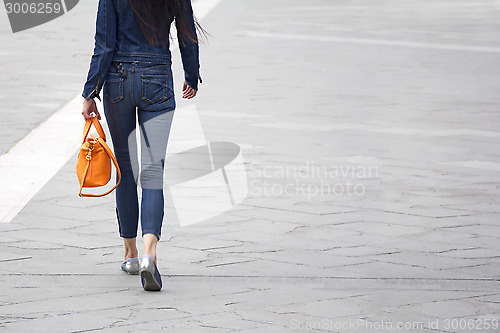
[121,257,140,275]
[140,255,162,291]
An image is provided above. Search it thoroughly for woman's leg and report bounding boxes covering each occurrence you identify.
[103,73,140,258]
[137,108,175,262]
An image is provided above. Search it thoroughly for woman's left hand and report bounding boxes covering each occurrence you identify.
[182,81,197,99]
[82,98,101,120]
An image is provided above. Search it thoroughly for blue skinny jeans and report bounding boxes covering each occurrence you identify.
[103,61,175,241]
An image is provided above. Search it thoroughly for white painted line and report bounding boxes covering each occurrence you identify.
[193,0,222,20]
[0,95,84,222]
[254,122,500,138]
[0,0,222,223]
[241,31,500,54]
[438,160,500,171]
[61,0,68,13]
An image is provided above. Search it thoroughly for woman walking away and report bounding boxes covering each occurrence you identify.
[81,0,204,291]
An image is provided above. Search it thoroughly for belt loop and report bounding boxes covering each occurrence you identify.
[131,61,138,73]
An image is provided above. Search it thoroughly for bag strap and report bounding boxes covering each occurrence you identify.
[82,117,106,145]
[78,137,122,198]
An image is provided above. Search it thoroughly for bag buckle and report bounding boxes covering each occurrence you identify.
[86,143,94,160]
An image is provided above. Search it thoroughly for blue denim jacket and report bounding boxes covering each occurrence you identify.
[82,0,201,101]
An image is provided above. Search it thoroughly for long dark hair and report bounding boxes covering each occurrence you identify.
[128,0,206,48]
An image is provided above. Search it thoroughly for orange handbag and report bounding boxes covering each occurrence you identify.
[76,117,121,197]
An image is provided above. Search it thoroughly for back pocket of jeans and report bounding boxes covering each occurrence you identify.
[142,74,172,104]
[104,77,124,103]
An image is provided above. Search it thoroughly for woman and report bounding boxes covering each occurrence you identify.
[81,0,203,291]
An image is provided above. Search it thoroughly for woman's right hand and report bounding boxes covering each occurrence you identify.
[182,81,197,99]
[82,98,101,120]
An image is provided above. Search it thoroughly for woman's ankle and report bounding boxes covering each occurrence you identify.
[143,252,157,264]
[123,237,138,260]
[142,234,158,263]
[124,251,138,259]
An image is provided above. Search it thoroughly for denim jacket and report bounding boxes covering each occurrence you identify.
[82,0,201,101]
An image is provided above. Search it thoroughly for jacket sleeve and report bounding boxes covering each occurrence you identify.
[177,0,202,91]
[82,0,117,101]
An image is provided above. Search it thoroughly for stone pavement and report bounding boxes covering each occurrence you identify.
[1,0,500,332]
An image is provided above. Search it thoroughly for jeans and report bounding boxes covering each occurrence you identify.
[103,61,175,241]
